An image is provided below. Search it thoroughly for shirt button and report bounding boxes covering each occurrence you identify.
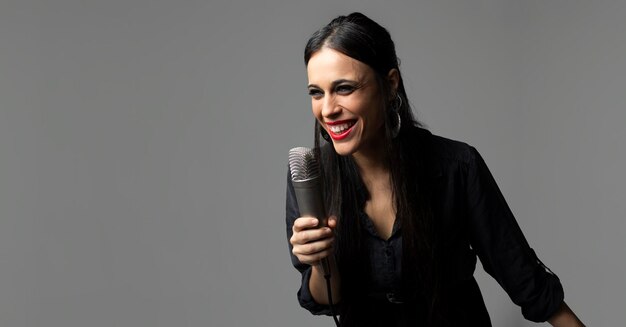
[386,292,404,304]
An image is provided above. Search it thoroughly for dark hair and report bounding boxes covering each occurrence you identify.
[304,13,445,326]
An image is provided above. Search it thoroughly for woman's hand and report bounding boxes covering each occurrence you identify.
[548,301,585,327]
[290,215,337,266]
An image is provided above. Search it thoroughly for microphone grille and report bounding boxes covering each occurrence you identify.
[288,147,320,182]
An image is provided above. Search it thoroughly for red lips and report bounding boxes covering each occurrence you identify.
[325,119,357,141]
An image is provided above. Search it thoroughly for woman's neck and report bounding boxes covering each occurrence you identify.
[352,137,390,190]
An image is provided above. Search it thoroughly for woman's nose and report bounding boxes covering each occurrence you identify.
[321,96,341,118]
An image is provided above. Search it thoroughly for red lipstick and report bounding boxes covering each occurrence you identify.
[325,119,357,141]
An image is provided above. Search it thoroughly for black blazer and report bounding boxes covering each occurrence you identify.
[286,126,564,325]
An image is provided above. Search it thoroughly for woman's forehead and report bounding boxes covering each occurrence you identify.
[307,48,372,85]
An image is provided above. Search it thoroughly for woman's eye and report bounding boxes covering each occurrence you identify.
[308,89,323,98]
[336,85,355,94]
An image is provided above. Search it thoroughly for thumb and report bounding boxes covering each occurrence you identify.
[327,215,338,228]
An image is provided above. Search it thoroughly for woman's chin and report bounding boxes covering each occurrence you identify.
[331,142,358,156]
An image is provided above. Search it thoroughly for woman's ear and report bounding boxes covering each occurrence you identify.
[387,68,400,97]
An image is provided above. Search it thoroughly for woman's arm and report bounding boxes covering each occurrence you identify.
[548,301,585,327]
[308,255,341,305]
[286,172,340,314]
[464,147,574,322]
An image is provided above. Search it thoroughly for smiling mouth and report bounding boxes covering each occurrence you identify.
[326,120,357,140]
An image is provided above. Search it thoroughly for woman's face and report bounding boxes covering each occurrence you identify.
[307,47,386,157]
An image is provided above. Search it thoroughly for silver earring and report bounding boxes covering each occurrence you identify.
[394,94,403,110]
[391,111,401,138]
[319,126,331,142]
[391,94,402,138]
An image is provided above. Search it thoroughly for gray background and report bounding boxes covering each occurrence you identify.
[1,0,624,326]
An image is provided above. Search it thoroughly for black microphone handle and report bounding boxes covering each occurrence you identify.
[292,177,331,275]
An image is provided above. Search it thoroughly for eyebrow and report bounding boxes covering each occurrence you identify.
[307,79,358,89]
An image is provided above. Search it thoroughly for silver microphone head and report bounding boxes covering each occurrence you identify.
[288,147,320,182]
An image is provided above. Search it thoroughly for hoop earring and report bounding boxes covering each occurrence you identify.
[391,111,401,138]
[391,94,402,138]
[319,126,331,142]
[394,93,403,109]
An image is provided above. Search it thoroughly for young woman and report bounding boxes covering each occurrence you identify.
[286,12,584,327]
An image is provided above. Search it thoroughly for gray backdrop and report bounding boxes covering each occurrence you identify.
[1,0,624,326]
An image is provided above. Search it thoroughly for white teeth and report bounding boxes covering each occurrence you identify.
[329,122,355,134]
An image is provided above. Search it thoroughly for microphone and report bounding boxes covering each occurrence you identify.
[288,147,331,275]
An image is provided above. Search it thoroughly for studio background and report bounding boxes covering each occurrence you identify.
[1,0,624,326]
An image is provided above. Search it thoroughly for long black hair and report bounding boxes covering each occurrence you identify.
[304,12,445,326]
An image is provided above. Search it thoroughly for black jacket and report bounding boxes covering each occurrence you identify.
[286,127,564,326]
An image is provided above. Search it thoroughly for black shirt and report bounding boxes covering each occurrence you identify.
[286,127,564,326]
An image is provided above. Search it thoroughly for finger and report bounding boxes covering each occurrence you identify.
[299,236,334,255]
[292,217,319,232]
[293,234,334,256]
[327,215,338,228]
[291,226,332,246]
[294,247,334,265]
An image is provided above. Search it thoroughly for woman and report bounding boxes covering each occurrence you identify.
[286,12,584,326]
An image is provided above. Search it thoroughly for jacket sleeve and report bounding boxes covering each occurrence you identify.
[285,171,333,316]
[465,147,564,322]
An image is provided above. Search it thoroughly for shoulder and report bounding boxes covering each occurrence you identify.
[407,126,478,167]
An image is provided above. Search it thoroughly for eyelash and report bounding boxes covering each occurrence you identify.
[336,85,355,94]
[308,85,355,98]
[308,89,323,97]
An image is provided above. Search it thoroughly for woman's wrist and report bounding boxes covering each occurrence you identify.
[309,256,340,305]
[548,301,585,327]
